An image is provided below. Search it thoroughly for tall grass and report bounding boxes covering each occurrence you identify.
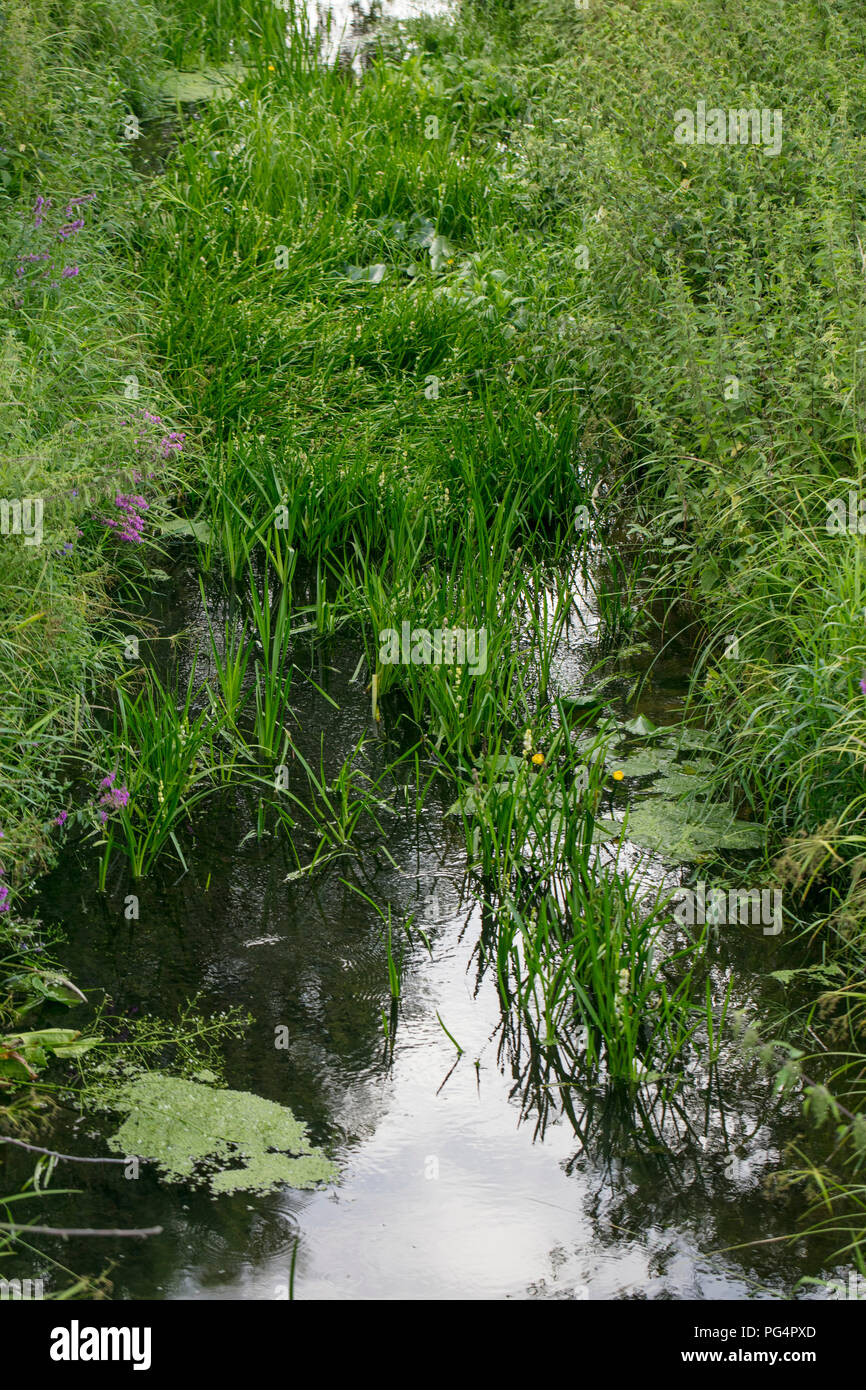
[5,0,866,1275]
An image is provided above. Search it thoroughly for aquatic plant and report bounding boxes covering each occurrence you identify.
[97,668,217,883]
[102,1073,337,1195]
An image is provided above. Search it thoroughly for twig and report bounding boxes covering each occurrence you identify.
[0,1136,129,1165]
[0,1223,162,1239]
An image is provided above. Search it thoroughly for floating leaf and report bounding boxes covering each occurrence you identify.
[661,728,716,751]
[594,800,764,862]
[561,692,608,708]
[407,216,436,249]
[479,753,524,775]
[651,760,715,796]
[621,714,660,736]
[768,963,844,987]
[607,748,677,778]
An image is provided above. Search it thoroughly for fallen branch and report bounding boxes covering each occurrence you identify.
[0,1136,129,1165]
[0,1223,162,1239]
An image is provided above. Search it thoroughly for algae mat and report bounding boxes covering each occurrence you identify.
[105,1073,338,1195]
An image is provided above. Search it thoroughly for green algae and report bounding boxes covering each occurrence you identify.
[104,1072,337,1195]
[158,64,246,103]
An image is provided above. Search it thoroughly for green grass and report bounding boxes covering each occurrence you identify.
[4,0,866,1275]
[0,0,195,1029]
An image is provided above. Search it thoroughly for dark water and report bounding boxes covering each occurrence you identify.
[2,549,844,1301]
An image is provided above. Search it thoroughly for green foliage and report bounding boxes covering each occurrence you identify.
[4,0,866,1284]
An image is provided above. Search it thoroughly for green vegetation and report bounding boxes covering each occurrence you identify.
[2,0,866,1292]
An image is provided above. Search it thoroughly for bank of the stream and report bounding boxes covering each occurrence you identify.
[2,0,866,1299]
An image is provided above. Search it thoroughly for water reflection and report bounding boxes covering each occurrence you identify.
[4,556,838,1300]
[304,0,454,67]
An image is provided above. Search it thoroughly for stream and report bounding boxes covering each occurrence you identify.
[3,0,848,1305]
[6,544,838,1301]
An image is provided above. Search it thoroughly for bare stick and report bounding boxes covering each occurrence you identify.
[0,1223,162,1239]
[0,1136,129,1165]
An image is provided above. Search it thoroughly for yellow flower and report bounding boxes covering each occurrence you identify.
[531,752,544,766]
[612,769,624,781]
[268,63,275,71]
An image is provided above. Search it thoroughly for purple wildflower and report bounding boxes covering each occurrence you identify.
[100,494,150,545]
[98,774,129,818]
[53,810,68,828]
[64,194,96,216]
[159,431,186,458]
[57,220,84,240]
[61,265,79,278]
[860,676,866,697]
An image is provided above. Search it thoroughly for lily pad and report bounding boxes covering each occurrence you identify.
[595,800,764,863]
[661,728,716,752]
[476,753,524,776]
[104,1073,338,1195]
[561,693,608,708]
[621,715,660,736]
[651,765,714,796]
[607,748,677,778]
[768,963,844,987]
